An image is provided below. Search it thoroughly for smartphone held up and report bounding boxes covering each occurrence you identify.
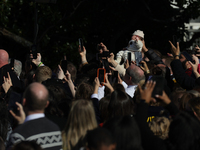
[97,68,106,86]
[79,38,84,52]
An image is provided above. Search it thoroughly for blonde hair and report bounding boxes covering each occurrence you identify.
[35,66,52,83]
[62,100,98,150]
[149,117,170,140]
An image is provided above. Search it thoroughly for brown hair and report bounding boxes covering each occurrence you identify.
[189,97,200,118]
[99,95,110,122]
[179,90,199,111]
[75,82,94,100]
[67,63,77,82]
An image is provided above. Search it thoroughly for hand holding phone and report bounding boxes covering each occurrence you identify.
[150,75,165,97]
[60,60,68,74]
[128,52,131,65]
[79,38,84,52]
[97,68,106,86]
[9,102,26,125]
[30,45,37,59]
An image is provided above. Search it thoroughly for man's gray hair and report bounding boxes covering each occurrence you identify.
[9,59,22,77]
[127,66,145,84]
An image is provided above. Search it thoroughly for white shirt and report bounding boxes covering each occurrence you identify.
[24,113,45,123]
[122,81,137,98]
[91,86,105,101]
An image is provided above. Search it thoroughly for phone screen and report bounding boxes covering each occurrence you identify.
[79,38,83,52]
[113,71,118,83]
[102,59,110,73]
[31,45,37,59]
[8,92,22,114]
[151,75,165,97]
[135,51,143,66]
[97,68,105,84]
[61,60,68,74]
[128,52,131,65]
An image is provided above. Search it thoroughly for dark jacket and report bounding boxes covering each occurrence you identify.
[0,64,22,93]
[170,59,200,90]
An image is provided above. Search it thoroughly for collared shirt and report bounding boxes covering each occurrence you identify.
[122,81,137,98]
[24,113,45,123]
[91,86,105,101]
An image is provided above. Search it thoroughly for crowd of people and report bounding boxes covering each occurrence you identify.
[0,29,200,150]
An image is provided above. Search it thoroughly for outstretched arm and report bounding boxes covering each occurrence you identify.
[79,46,88,65]
[57,65,76,98]
[169,41,196,90]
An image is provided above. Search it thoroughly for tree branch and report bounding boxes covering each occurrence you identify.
[0,28,32,48]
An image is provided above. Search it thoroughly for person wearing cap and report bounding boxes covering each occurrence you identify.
[115,30,144,65]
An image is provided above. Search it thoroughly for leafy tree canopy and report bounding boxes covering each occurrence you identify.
[0,0,199,68]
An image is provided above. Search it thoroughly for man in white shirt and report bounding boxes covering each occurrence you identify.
[122,63,145,98]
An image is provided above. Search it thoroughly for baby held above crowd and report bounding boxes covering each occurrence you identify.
[115,30,144,65]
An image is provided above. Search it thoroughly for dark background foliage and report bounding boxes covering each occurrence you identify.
[0,0,199,69]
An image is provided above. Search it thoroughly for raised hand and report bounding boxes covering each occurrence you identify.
[2,72,13,93]
[139,61,150,74]
[57,65,66,80]
[169,41,180,57]
[31,53,42,66]
[102,73,114,92]
[10,102,26,125]
[138,80,156,103]
[155,91,171,105]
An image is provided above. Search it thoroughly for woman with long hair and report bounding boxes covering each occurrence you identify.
[108,89,135,119]
[62,100,98,150]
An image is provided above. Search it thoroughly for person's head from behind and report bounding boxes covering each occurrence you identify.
[189,97,200,120]
[169,88,186,109]
[103,115,143,150]
[169,111,200,150]
[108,89,134,119]
[0,49,9,68]
[99,95,110,123]
[62,100,97,150]
[11,141,43,150]
[67,63,77,82]
[23,82,49,114]
[75,82,94,100]
[45,84,67,117]
[124,63,145,86]
[34,66,52,83]
[113,84,125,93]
[149,117,171,140]
[179,91,197,111]
[86,128,116,150]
